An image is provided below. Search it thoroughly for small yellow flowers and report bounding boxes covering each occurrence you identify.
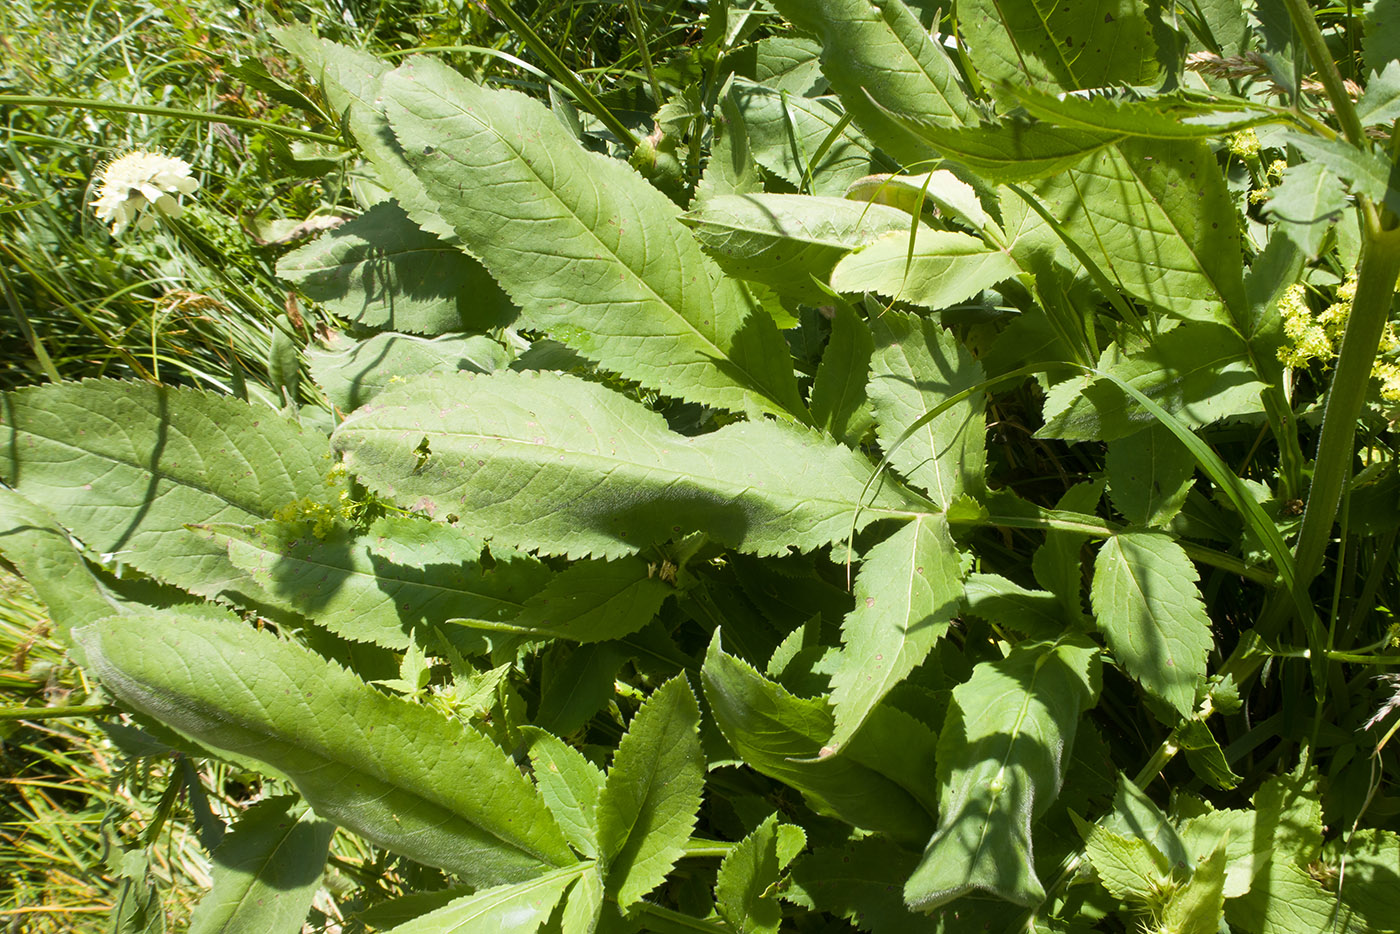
[89,150,199,235]
[1226,129,1261,160]
[1277,283,1331,368]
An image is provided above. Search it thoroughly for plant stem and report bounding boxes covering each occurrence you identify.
[0,704,115,722]
[0,94,342,145]
[680,837,736,859]
[0,263,61,382]
[1282,0,1366,147]
[634,902,732,934]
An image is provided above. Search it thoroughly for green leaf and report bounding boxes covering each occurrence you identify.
[767,0,975,161]
[595,675,705,909]
[522,727,606,859]
[1031,481,1103,629]
[1264,161,1350,259]
[962,573,1066,640]
[889,119,1120,182]
[732,80,895,196]
[74,609,575,885]
[867,310,988,506]
[693,79,761,205]
[1356,61,1400,127]
[1105,423,1196,528]
[459,557,673,644]
[715,813,804,934]
[1091,532,1213,718]
[1365,0,1400,80]
[186,797,334,934]
[831,228,1019,311]
[1159,838,1228,934]
[198,515,547,650]
[1330,829,1400,932]
[1007,88,1289,139]
[277,201,513,335]
[379,59,803,419]
[383,864,587,934]
[1176,719,1243,789]
[682,193,913,304]
[0,380,341,609]
[308,330,509,415]
[746,35,827,96]
[701,636,935,845]
[784,837,922,934]
[809,301,876,446]
[1081,821,1171,900]
[959,0,1158,93]
[536,642,627,737]
[0,488,121,642]
[1224,771,1325,932]
[905,638,1100,910]
[846,170,997,237]
[559,865,605,934]
[1100,775,1191,871]
[828,516,962,748]
[333,370,926,560]
[1038,323,1266,442]
[1281,132,1399,214]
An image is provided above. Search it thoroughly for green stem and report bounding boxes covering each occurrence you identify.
[634,903,732,934]
[0,263,61,382]
[0,94,342,145]
[625,0,664,107]
[1282,0,1366,147]
[680,837,736,859]
[480,0,640,150]
[0,704,115,722]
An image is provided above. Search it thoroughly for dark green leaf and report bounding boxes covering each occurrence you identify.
[715,813,804,934]
[308,330,509,415]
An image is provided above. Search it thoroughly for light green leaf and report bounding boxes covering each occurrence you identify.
[962,573,1065,640]
[1281,132,1398,214]
[186,797,333,934]
[1105,423,1196,528]
[828,516,962,749]
[75,610,575,885]
[809,301,876,446]
[1264,161,1350,259]
[682,193,914,304]
[831,229,1019,311]
[384,864,586,934]
[1366,0,1400,76]
[1091,532,1213,718]
[380,59,803,419]
[1031,482,1103,629]
[333,370,926,560]
[1180,807,1257,898]
[959,0,1157,93]
[199,515,547,650]
[784,837,922,934]
[905,638,1100,910]
[308,330,509,415]
[767,0,975,161]
[890,118,1120,182]
[1099,776,1191,871]
[732,80,896,196]
[1177,719,1243,789]
[867,310,988,506]
[701,636,935,845]
[1081,822,1170,900]
[559,865,605,934]
[0,380,341,610]
[1008,87,1287,138]
[1224,771,1325,932]
[522,727,606,859]
[715,814,804,934]
[846,170,996,237]
[693,79,761,205]
[1160,838,1228,934]
[595,675,705,909]
[277,202,513,335]
[1357,61,1400,126]
[1330,829,1400,932]
[747,35,827,96]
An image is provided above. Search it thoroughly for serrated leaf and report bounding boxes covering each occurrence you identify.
[1082,822,1171,900]
[186,797,333,934]
[1100,776,1191,871]
[1281,132,1399,215]
[846,170,995,236]
[867,310,988,506]
[768,0,974,161]
[1330,829,1400,932]
[308,330,509,415]
[595,675,705,908]
[333,370,926,560]
[1358,61,1400,127]
[1031,481,1102,629]
[809,301,876,446]
[828,516,962,748]
[522,727,606,859]
[694,79,761,205]
[831,229,1019,312]
[536,643,627,738]
[1264,161,1350,259]
[277,201,513,335]
[962,573,1065,640]
[905,638,1100,910]
[784,837,921,934]
[747,35,827,96]
[892,118,1121,182]
[732,80,896,195]
[1224,771,1325,932]
[379,58,803,419]
[701,636,934,845]
[74,610,575,885]
[383,864,586,934]
[1177,719,1243,789]
[1159,837,1228,934]
[200,515,546,650]
[1091,532,1213,718]
[682,193,913,304]
[0,380,340,610]
[1008,87,1287,138]
[715,813,803,934]
[1105,423,1196,528]
[559,865,605,934]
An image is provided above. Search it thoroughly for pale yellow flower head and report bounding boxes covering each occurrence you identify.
[90,150,198,235]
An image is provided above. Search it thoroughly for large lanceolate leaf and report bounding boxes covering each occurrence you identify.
[595,676,705,909]
[702,637,935,845]
[959,0,1158,94]
[893,119,1120,182]
[308,331,509,415]
[827,516,962,749]
[277,203,514,335]
[378,58,804,420]
[186,797,333,934]
[74,610,575,885]
[333,370,926,559]
[468,556,673,643]
[905,638,1100,910]
[0,380,339,609]
[1091,532,1214,718]
[867,310,988,506]
[682,194,914,304]
[769,0,974,162]
[830,229,1019,311]
[197,516,549,650]
[382,864,587,934]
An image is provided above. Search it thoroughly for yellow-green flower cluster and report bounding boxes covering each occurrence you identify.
[1227,129,1261,160]
[1277,283,1332,368]
[1277,273,1400,404]
[272,494,355,539]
